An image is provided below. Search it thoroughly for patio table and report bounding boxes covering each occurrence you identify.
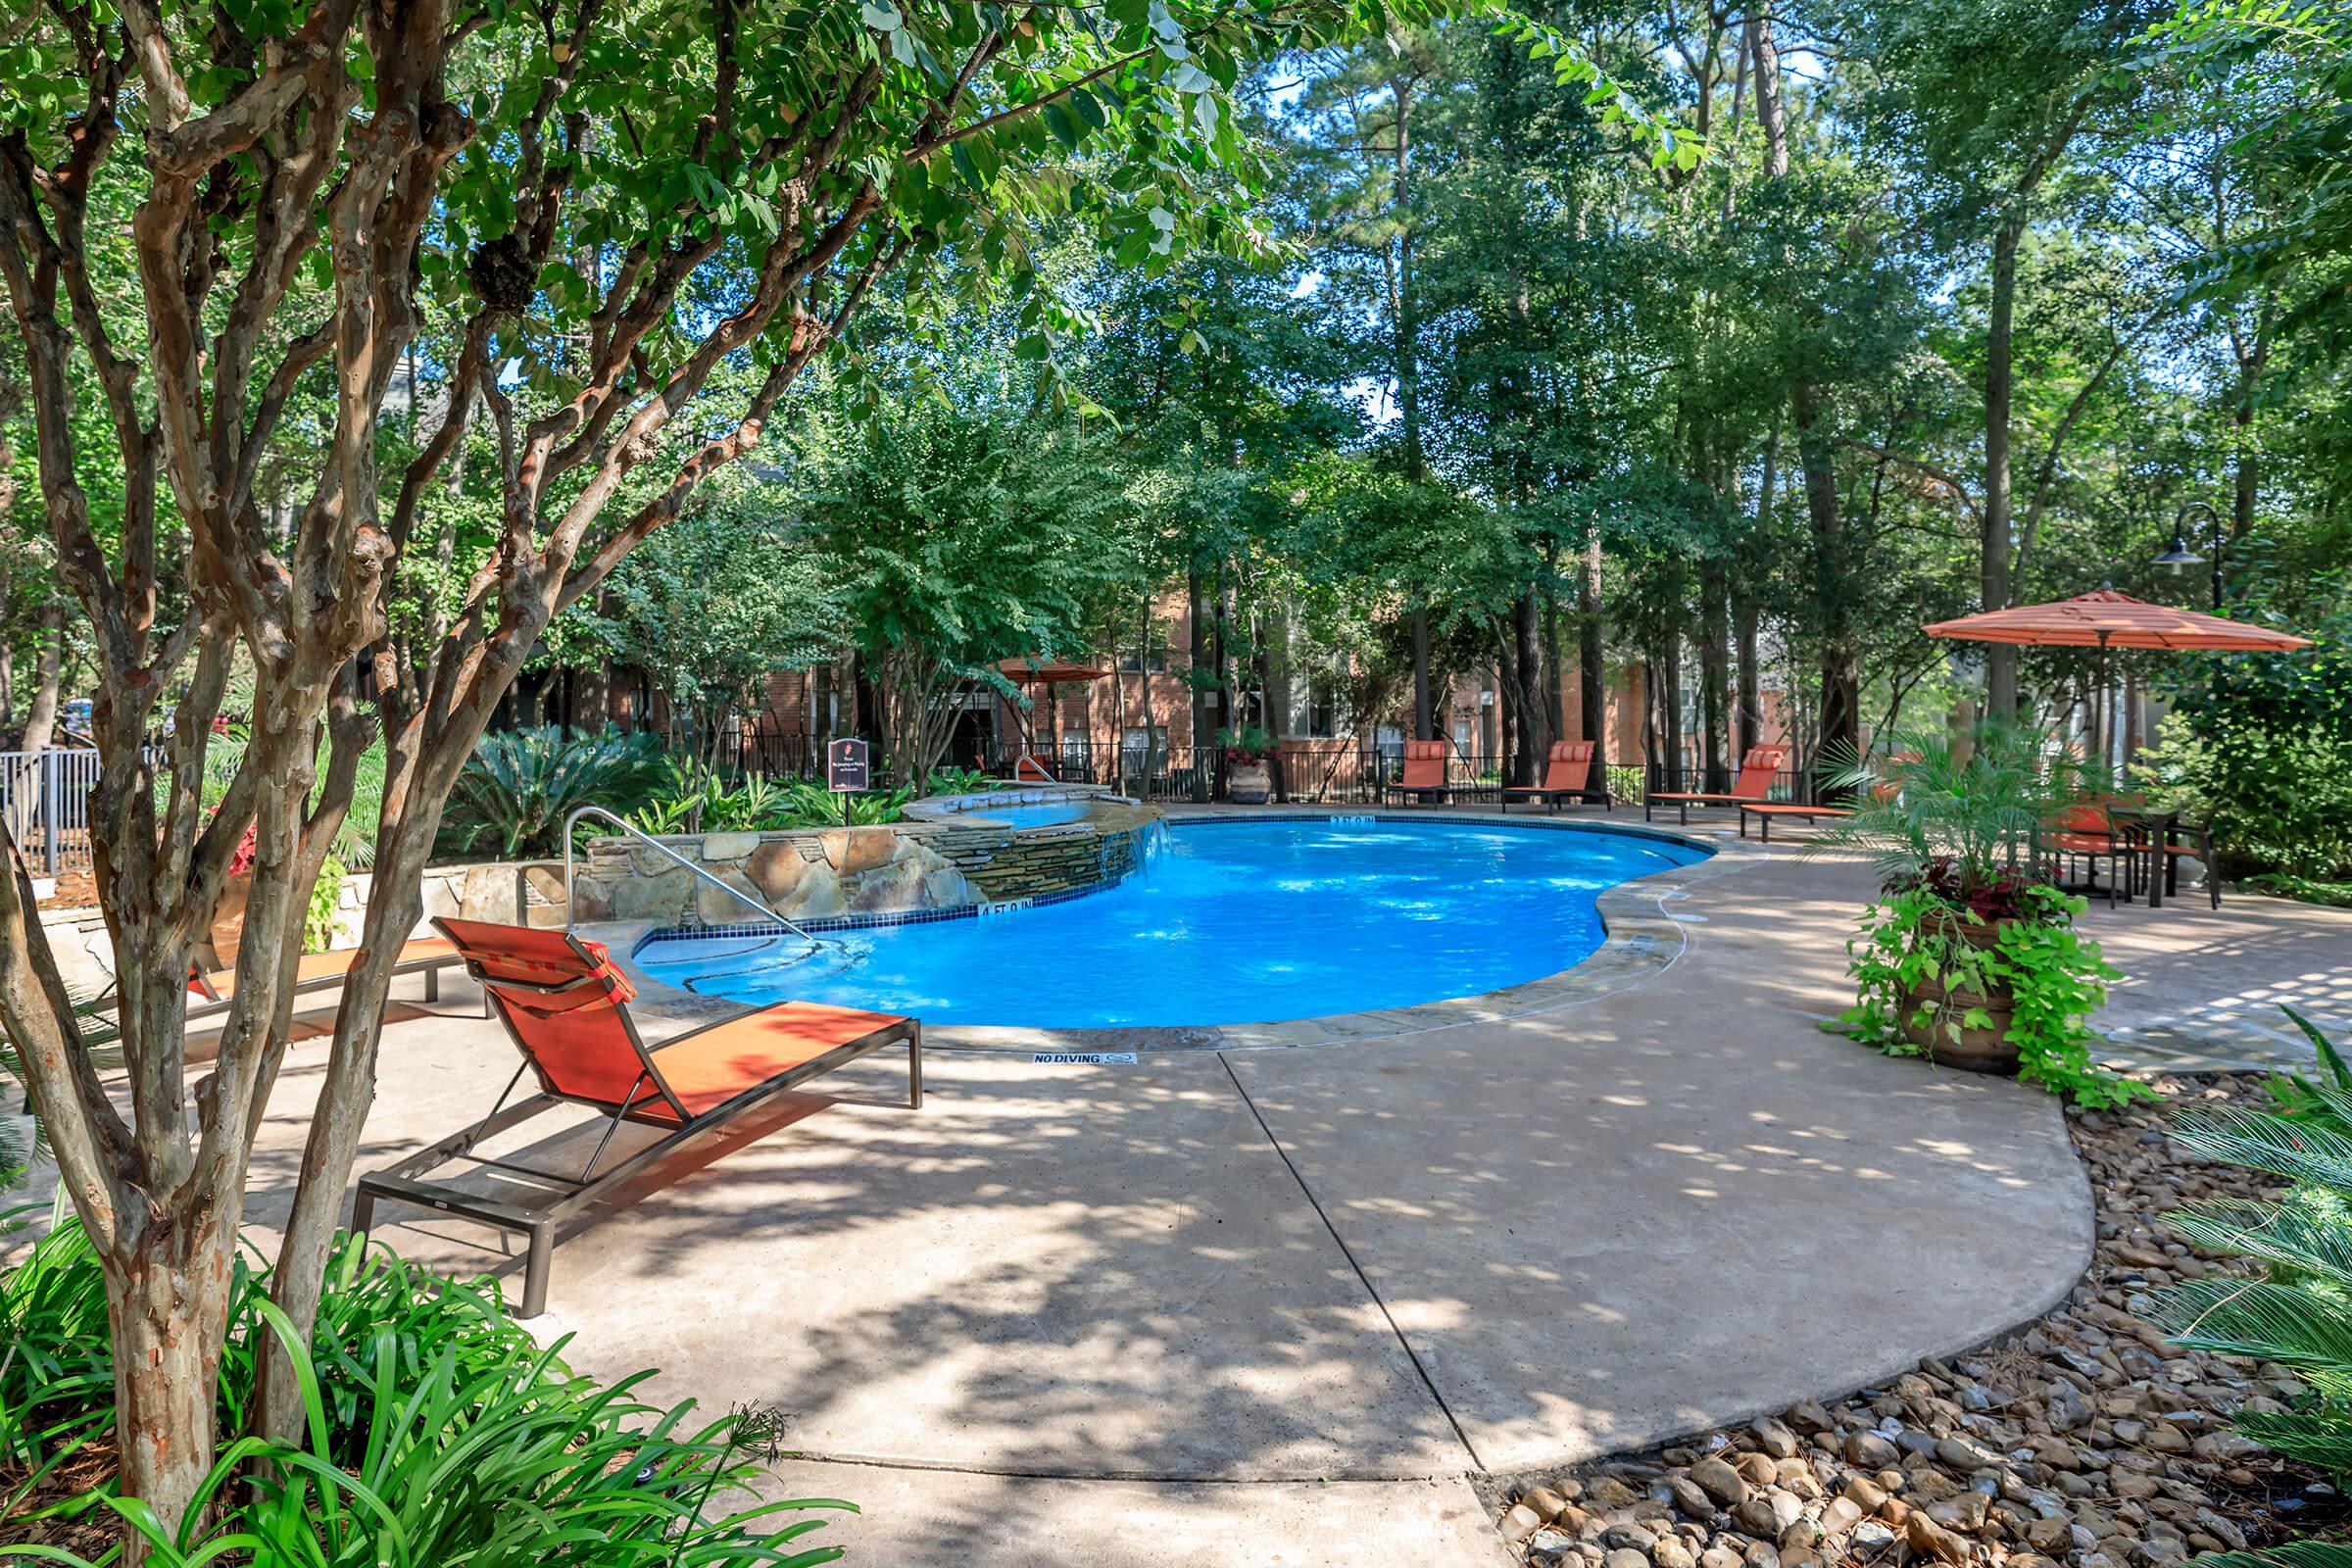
[2105,806,2184,908]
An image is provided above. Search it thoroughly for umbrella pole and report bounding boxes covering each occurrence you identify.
[2095,631,2110,780]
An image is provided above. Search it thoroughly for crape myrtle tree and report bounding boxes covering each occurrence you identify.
[0,0,1678,1541]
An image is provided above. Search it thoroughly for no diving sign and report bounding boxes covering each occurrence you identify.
[1033,1052,1137,1065]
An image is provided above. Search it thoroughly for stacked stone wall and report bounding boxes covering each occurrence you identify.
[569,808,1157,926]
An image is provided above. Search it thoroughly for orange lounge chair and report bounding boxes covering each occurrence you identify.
[1739,800,1849,841]
[1385,739,1453,806]
[1739,754,1910,841]
[1012,752,1057,784]
[1500,740,1612,813]
[187,936,465,1016]
[354,917,920,1315]
[1644,745,1790,825]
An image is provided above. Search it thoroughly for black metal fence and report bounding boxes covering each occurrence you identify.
[714,732,1820,809]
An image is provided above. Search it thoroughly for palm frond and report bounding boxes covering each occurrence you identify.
[2190,1546,2352,1568]
[2166,1198,2352,1290]
[2234,1406,2352,1473]
[2143,1275,2352,1370]
[2169,1101,2352,1191]
[2287,1004,2352,1090]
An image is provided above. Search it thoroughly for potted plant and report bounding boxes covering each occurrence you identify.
[203,822,262,972]
[1811,725,2148,1108]
[1219,725,1276,805]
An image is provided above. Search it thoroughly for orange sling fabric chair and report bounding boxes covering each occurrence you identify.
[1500,740,1612,813]
[1739,751,1914,842]
[1387,739,1453,806]
[354,917,921,1315]
[1645,745,1790,826]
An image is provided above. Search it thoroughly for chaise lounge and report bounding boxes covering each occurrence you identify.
[1644,744,1790,826]
[1500,739,1612,813]
[187,936,466,1019]
[354,917,921,1315]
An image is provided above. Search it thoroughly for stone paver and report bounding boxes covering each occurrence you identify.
[1221,848,2089,1474]
[2080,888,2352,1072]
[39,808,2348,1564]
[743,1463,1514,1566]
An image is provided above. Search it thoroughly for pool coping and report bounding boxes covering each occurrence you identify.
[589,810,1760,1054]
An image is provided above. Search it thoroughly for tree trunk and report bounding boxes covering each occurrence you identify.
[1411,607,1432,741]
[112,1223,236,1545]
[2231,310,2267,542]
[1138,592,1158,784]
[1699,563,1730,791]
[1792,384,1860,772]
[1541,546,1566,740]
[1188,572,1213,802]
[1982,214,2024,722]
[18,599,64,753]
[1660,630,1685,791]
[1580,526,1607,773]
[1735,430,1776,756]
[1513,588,1549,784]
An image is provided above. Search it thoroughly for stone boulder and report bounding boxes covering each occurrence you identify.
[820,826,897,875]
[748,841,815,903]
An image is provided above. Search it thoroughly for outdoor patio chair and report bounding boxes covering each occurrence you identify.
[1644,745,1789,825]
[1500,740,1611,813]
[353,917,921,1316]
[2046,802,2128,908]
[1385,739,1453,806]
[187,936,466,1020]
[1738,752,1914,842]
[2123,815,2223,910]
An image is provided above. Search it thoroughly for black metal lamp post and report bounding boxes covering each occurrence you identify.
[2153,501,2225,610]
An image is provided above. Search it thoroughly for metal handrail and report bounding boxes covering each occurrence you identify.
[562,806,830,954]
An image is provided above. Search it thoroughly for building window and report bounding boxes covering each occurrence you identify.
[1119,621,1174,674]
[1305,678,1340,739]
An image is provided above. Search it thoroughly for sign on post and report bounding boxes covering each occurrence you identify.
[826,737,870,793]
[826,737,869,827]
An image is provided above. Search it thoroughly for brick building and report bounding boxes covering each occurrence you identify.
[666,583,1801,789]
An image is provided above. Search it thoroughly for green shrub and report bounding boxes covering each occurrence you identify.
[924,766,992,797]
[2142,568,2352,881]
[1,1214,855,1565]
[625,769,911,835]
[441,725,673,860]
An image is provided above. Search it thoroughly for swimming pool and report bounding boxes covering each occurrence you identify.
[967,801,1101,827]
[637,818,1708,1030]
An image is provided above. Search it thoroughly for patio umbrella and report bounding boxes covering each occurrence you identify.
[1923,589,2311,653]
[1924,589,2310,768]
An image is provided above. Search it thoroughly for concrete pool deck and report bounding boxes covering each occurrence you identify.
[152,811,2352,1562]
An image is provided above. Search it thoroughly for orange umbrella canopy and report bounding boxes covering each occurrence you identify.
[1924,590,2311,652]
[996,656,1110,684]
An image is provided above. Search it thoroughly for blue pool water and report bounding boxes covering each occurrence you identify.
[639,819,1706,1029]
[966,801,1100,827]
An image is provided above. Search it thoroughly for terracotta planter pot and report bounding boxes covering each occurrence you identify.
[1896,918,2019,1075]
[207,871,253,973]
[1228,760,1272,805]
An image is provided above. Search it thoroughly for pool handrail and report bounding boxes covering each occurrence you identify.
[563,806,830,956]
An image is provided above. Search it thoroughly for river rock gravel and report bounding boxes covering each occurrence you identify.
[1486,1073,2341,1568]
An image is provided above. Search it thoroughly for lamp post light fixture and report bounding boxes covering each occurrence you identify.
[2153,500,2225,611]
